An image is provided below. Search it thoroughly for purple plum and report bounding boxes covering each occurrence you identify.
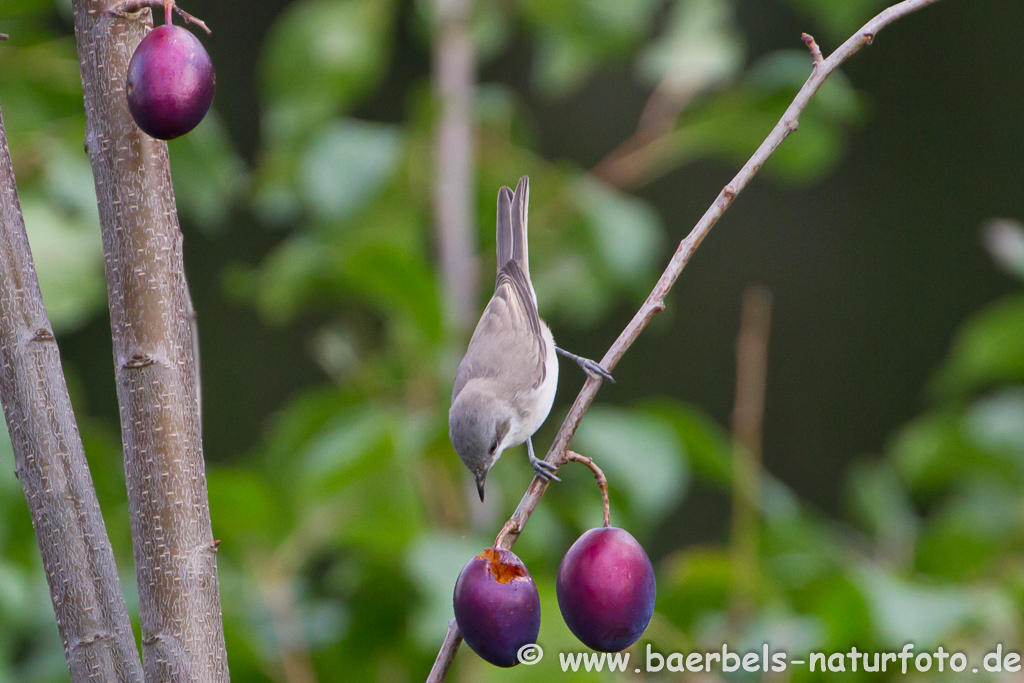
[453,548,540,667]
[557,527,656,652]
[126,24,215,140]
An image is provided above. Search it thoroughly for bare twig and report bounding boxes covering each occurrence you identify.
[426,620,463,683]
[802,33,824,65]
[729,285,772,621]
[432,0,478,332]
[0,99,144,683]
[70,3,228,683]
[107,0,212,35]
[426,1,941,678]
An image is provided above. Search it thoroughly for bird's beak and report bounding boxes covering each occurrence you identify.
[475,471,487,503]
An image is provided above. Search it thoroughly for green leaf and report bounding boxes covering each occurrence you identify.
[887,412,1011,493]
[930,295,1024,398]
[964,388,1024,465]
[915,481,1020,580]
[662,50,864,185]
[405,532,484,647]
[21,198,105,331]
[207,468,291,549]
[638,0,744,98]
[299,119,403,219]
[853,566,1012,648]
[339,243,443,344]
[299,405,395,494]
[532,31,601,96]
[168,113,249,230]
[522,0,661,95]
[573,176,661,285]
[847,461,917,556]
[255,0,396,224]
[642,399,733,485]
[244,236,337,323]
[658,548,732,631]
[533,250,609,326]
[260,0,394,143]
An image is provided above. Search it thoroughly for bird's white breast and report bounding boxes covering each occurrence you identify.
[506,322,558,447]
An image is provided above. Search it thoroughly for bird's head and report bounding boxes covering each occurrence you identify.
[449,388,512,502]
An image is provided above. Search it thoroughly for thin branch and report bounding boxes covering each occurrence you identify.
[432,0,478,332]
[0,104,144,683]
[426,619,463,683]
[71,3,228,683]
[729,285,772,621]
[426,0,941,678]
[107,0,212,35]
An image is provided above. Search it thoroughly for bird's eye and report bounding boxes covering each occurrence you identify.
[489,439,499,454]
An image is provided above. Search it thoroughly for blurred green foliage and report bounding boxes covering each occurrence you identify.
[0,1,1021,682]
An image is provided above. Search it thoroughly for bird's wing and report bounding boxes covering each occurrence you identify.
[453,259,547,400]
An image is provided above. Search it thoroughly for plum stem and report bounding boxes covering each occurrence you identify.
[164,0,173,26]
[106,0,212,35]
[565,451,610,528]
[493,519,519,550]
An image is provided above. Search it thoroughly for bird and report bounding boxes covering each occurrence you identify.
[449,176,613,502]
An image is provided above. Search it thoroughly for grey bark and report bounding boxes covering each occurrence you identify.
[70,4,229,683]
[0,105,144,683]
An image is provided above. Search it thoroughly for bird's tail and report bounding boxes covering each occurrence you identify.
[495,176,530,279]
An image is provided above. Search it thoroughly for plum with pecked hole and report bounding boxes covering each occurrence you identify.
[453,548,540,667]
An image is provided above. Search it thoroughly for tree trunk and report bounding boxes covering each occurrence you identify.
[70,3,230,683]
[0,104,144,683]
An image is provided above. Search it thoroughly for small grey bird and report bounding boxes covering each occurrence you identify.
[449,177,612,502]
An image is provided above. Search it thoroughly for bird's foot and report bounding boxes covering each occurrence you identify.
[527,437,561,482]
[529,454,561,482]
[556,347,615,383]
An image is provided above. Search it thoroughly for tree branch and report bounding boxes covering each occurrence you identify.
[0,104,144,683]
[426,0,941,678]
[70,4,228,683]
[432,0,478,332]
[426,619,462,683]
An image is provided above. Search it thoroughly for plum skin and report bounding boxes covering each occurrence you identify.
[557,527,656,652]
[126,24,215,140]
[453,548,540,667]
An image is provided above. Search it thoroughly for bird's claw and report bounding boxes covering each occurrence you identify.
[556,346,615,383]
[529,455,561,483]
[576,356,615,383]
